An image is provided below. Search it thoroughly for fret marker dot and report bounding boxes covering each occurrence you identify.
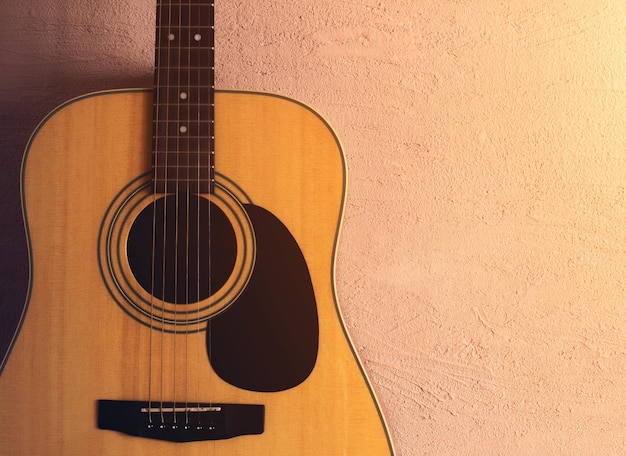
[194,34,202,42]
[180,126,188,134]
[180,92,188,100]
[168,33,175,41]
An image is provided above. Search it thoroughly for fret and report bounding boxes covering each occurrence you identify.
[157,31,213,48]
[154,85,214,98]
[155,136,213,140]
[155,165,212,168]
[156,67,213,87]
[154,90,213,102]
[153,98,214,110]
[155,34,213,48]
[153,151,212,167]
[154,103,213,121]
[159,1,213,4]
[156,27,213,46]
[157,26,214,30]
[155,119,214,124]
[156,47,213,69]
[157,1,213,16]
[154,168,213,181]
[157,1,214,21]
[154,120,213,137]
[154,181,212,195]
[157,45,214,50]
[153,136,212,152]
[155,85,215,90]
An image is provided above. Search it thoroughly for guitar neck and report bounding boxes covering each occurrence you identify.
[152,0,216,194]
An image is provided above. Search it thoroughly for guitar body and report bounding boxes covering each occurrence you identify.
[0,89,394,455]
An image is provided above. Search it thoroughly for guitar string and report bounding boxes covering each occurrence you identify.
[206,0,215,426]
[172,0,183,427]
[183,0,192,426]
[159,0,174,425]
[195,0,205,423]
[148,0,162,426]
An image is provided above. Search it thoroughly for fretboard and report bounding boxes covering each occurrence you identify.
[152,0,215,194]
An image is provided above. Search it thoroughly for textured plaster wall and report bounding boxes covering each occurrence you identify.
[1,1,626,454]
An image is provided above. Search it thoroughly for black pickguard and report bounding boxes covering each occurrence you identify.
[208,204,319,393]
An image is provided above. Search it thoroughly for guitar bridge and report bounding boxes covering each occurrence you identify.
[98,400,264,442]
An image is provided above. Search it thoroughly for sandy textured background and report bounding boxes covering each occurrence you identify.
[1,1,626,454]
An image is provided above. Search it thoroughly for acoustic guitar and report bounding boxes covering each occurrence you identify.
[0,1,395,454]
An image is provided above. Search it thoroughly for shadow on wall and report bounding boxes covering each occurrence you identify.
[0,1,154,362]
[0,75,150,362]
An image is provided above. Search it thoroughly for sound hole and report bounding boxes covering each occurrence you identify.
[127,193,237,304]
